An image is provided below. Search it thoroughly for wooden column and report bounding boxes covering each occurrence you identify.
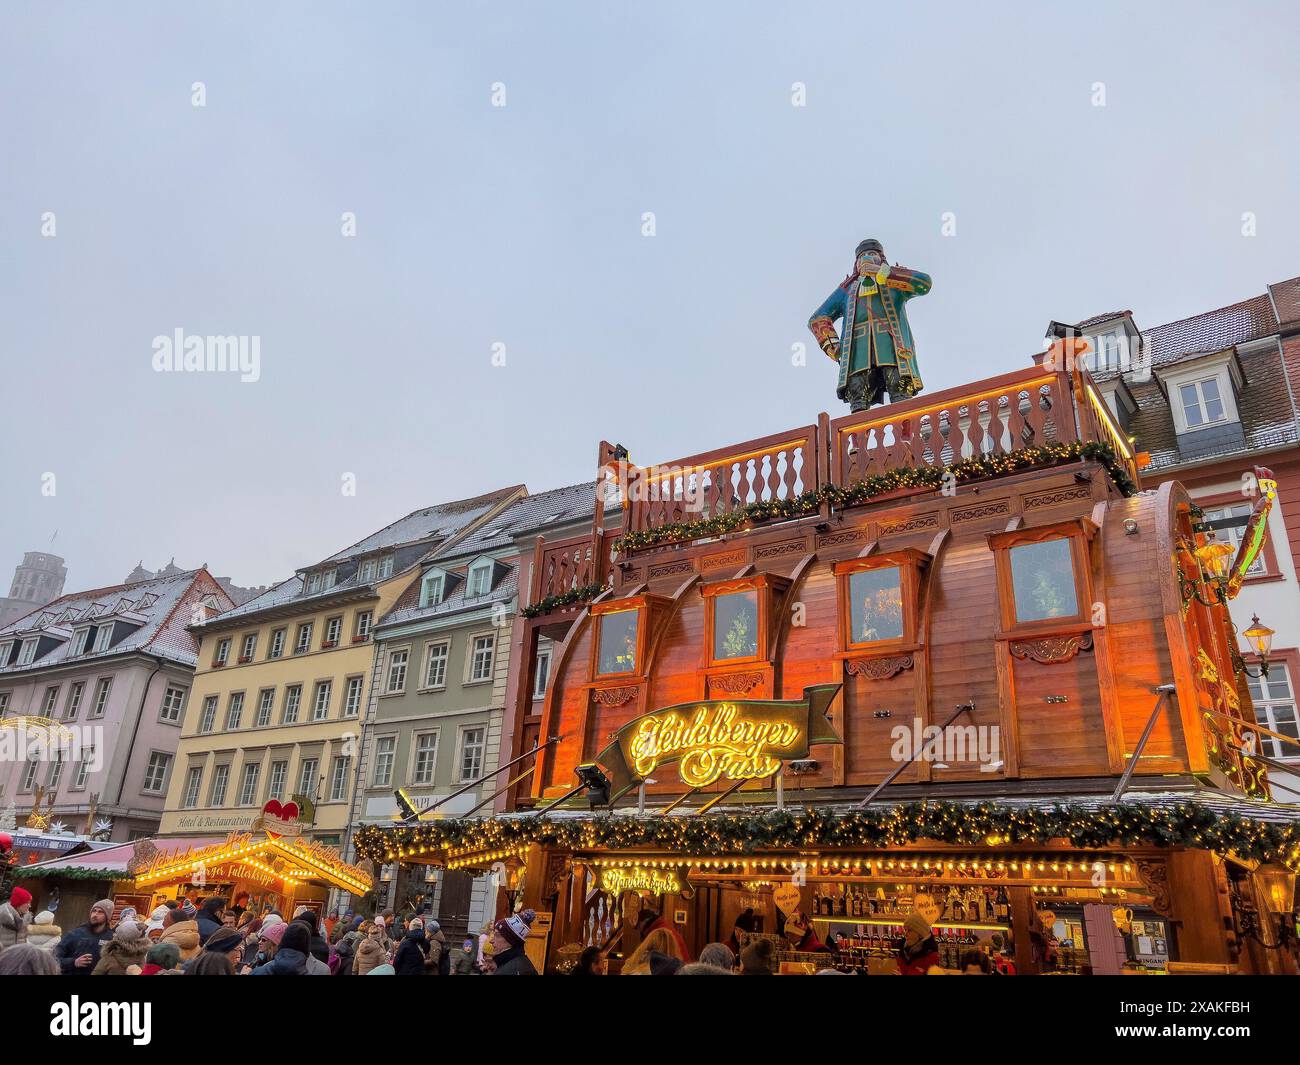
[1163,850,1236,968]
[1009,886,1039,975]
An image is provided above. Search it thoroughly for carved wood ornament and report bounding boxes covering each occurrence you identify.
[1009,632,1094,664]
[845,654,915,680]
[591,685,639,707]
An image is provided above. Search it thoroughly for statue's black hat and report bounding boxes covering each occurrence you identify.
[855,238,884,255]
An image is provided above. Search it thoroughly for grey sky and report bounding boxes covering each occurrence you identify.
[3,1,1297,592]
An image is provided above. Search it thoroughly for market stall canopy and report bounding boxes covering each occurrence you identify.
[129,833,373,896]
[17,838,224,880]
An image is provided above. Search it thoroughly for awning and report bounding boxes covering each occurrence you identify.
[129,833,372,896]
[18,837,228,880]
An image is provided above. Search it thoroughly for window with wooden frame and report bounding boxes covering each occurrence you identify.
[700,575,784,667]
[987,519,1097,637]
[833,550,929,655]
[591,598,648,679]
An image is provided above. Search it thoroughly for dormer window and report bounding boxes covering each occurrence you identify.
[306,572,322,594]
[93,626,113,652]
[72,628,91,656]
[18,638,38,665]
[1157,349,1244,439]
[466,558,494,598]
[420,571,446,607]
[377,555,394,580]
[359,559,376,583]
[0,641,12,665]
[1178,378,1226,429]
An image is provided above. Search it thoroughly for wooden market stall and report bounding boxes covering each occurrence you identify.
[18,832,372,923]
[356,352,1300,974]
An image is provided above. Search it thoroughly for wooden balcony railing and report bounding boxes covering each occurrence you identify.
[622,425,820,537]
[520,366,1142,597]
[830,366,1076,487]
[531,532,602,606]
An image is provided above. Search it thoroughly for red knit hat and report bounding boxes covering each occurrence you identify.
[8,887,32,908]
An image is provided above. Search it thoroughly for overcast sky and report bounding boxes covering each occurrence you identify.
[3,1,1298,593]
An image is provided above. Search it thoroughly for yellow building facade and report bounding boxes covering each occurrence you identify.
[157,490,524,865]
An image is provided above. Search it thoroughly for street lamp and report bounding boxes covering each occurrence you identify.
[1239,614,1276,678]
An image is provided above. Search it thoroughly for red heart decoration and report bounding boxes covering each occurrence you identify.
[279,801,299,822]
[263,800,284,820]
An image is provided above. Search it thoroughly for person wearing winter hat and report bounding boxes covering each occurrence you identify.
[158,904,201,962]
[199,926,246,973]
[0,887,33,950]
[291,907,330,963]
[141,942,181,975]
[26,910,62,953]
[392,917,429,975]
[53,899,115,975]
[0,943,61,976]
[489,909,538,975]
[423,918,449,975]
[353,923,389,976]
[897,912,940,976]
[186,952,235,975]
[250,920,309,975]
[145,904,171,941]
[93,920,150,975]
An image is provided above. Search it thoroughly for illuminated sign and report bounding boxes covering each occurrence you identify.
[631,705,800,786]
[592,684,841,795]
[600,866,682,896]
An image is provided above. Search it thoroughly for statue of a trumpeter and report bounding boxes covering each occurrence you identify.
[808,239,932,411]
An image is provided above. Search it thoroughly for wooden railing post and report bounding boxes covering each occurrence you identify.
[817,410,833,517]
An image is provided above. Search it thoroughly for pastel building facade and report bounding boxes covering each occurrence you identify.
[0,569,233,840]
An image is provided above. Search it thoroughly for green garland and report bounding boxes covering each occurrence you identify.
[521,582,607,619]
[16,865,118,880]
[612,441,1135,554]
[354,799,1300,867]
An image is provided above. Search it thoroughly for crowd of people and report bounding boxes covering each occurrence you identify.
[0,886,542,976]
[0,884,1000,976]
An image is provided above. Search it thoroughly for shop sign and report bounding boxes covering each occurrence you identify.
[593,684,841,792]
[599,866,682,896]
[772,882,801,915]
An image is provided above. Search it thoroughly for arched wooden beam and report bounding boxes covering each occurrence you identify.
[531,583,625,795]
[770,552,820,667]
[642,572,702,677]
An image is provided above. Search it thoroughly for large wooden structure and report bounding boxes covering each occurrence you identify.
[357,357,1300,975]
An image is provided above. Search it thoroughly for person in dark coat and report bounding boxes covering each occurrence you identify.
[194,897,228,945]
[292,908,330,963]
[489,909,538,975]
[250,922,310,975]
[330,922,363,975]
[392,920,429,975]
[53,899,115,975]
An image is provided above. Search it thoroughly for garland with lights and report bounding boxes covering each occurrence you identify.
[612,441,1135,554]
[521,582,607,619]
[354,800,1300,868]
